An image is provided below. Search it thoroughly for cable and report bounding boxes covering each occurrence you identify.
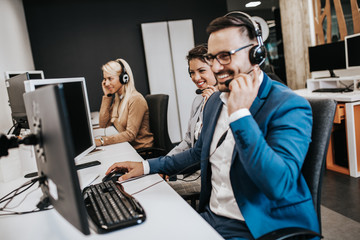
[5,187,40,210]
[177,173,201,182]
[7,123,16,135]
[127,127,230,196]
[0,180,34,204]
[167,127,230,180]
[130,179,163,196]
[0,176,43,207]
[0,176,52,216]
[0,207,53,216]
[339,81,354,90]
[0,182,36,210]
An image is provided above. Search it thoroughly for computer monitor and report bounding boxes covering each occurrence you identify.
[308,41,346,78]
[24,78,95,162]
[5,73,30,135]
[345,33,360,70]
[5,70,44,80]
[23,84,90,235]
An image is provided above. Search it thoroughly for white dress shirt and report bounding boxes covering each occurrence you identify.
[208,93,245,220]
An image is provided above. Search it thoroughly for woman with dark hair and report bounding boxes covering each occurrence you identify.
[168,44,218,155]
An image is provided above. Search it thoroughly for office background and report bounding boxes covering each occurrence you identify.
[1,0,360,134]
[0,1,359,238]
[23,0,227,111]
[0,0,228,134]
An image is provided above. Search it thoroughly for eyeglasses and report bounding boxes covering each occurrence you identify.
[203,44,253,66]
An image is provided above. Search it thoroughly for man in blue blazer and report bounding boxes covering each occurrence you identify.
[106,12,320,239]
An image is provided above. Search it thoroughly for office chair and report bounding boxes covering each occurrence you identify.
[137,94,174,159]
[257,98,337,240]
[267,72,286,85]
[137,94,201,209]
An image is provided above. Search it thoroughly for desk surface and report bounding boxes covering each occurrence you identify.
[0,142,223,240]
[295,88,360,102]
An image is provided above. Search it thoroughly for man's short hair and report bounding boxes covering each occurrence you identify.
[206,14,256,41]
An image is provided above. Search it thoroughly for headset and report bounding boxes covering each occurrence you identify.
[116,59,130,84]
[224,11,267,65]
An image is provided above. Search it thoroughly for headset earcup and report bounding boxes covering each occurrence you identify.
[117,60,129,84]
[249,45,267,65]
[121,73,129,84]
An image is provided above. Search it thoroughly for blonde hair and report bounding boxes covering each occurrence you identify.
[102,58,136,121]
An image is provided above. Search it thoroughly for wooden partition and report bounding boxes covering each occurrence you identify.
[313,0,360,44]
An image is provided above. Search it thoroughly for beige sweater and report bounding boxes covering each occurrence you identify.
[98,91,154,150]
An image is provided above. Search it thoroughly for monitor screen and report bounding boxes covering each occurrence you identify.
[5,70,44,80]
[308,41,346,77]
[23,84,90,235]
[5,73,30,135]
[345,33,360,69]
[24,78,95,162]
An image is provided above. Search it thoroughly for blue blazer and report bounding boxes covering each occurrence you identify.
[148,73,319,238]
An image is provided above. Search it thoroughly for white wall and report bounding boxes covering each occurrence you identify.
[141,20,196,143]
[168,20,197,141]
[0,0,35,133]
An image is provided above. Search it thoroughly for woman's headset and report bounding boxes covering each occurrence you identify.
[116,59,129,84]
[224,11,267,65]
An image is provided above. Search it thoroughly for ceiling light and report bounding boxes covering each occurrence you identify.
[245,1,261,8]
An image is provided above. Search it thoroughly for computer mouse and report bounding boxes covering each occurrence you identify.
[102,171,126,182]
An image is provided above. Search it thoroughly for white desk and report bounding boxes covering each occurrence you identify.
[306,75,360,93]
[0,142,223,240]
[295,89,360,178]
[294,88,360,102]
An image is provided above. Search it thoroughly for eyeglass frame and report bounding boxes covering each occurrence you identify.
[203,43,253,66]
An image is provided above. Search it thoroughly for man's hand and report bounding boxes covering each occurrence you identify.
[227,65,260,115]
[106,161,144,182]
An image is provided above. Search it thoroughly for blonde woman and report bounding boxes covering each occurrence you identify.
[96,58,154,150]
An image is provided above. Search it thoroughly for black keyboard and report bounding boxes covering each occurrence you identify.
[312,88,353,93]
[83,180,146,232]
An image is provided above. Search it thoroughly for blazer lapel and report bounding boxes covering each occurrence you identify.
[201,93,223,169]
[249,73,272,117]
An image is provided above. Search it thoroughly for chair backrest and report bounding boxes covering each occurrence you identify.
[145,94,173,153]
[302,98,337,233]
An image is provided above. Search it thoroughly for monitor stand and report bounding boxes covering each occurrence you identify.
[315,69,340,79]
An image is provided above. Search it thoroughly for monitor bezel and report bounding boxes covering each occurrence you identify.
[5,70,44,80]
[5,73,30,132]
[24,77,95,162]
[345,33,360,70]
[308,41,346,76]
[23,84,90,235]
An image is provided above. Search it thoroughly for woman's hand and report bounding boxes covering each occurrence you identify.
[202,85,218,103]
[95,138,102,147]
[102,80,111,96]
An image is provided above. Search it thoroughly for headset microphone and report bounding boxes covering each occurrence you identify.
[224,69,254,88]
[195,89,204,94]
[195,82,218,94]
[224,79,232,88]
